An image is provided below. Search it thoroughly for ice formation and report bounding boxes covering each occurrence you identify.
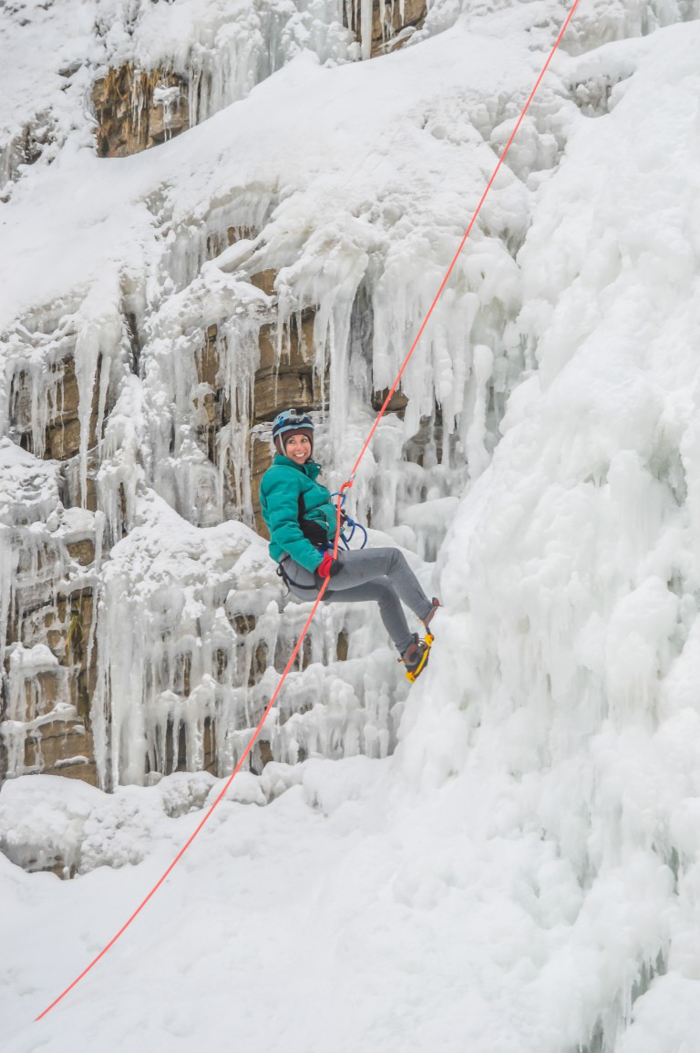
[3,0,700,1050]
[3,0,563,788]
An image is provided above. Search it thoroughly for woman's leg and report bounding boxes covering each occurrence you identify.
[280,550,429,654]
[321,579,414,655]
[328,548,434,623]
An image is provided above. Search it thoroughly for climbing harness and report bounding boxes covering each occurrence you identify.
[275,488,368,593]
[277,560,307,591]
[35,0,582,1019]
[276,558,321,593]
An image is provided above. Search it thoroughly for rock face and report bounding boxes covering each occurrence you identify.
[343,0,427,58]
[16,588,98,785]
[11,355,99,463]
[252,282,322,534]
[88,3,423,164]
[1,321,108,785]
[255,306,318,424]
[0,253,399,789]
[189,270,327,537]
[92,65,189,158]
[255,311,318,416]
[0,444,100,787]
[0,112,56,195]
[370,0,428,55]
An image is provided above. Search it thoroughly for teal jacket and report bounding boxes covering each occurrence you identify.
[259,455,338,572]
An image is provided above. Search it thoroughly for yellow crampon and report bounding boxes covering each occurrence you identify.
[404,633,434,683]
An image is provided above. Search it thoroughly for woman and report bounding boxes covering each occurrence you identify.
[259,408,440,679]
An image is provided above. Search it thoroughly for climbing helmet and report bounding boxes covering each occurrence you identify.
[272,408,314,455]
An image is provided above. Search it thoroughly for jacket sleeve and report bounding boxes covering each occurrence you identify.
[261,473,324,572]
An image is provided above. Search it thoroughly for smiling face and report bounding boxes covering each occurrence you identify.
[284,431,313,464]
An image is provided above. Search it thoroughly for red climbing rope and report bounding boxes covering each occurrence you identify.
[35,0,581,1022]
[35,581,331,1022]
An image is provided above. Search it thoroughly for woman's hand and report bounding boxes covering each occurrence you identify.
[317,553,341,579]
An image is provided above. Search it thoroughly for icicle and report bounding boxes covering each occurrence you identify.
[360,0,373,59]
[74,272,123,508]
[465,343,494,480]
[0,524,14,674]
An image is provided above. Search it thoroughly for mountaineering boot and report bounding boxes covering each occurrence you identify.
[422,597,441,631]
[400,633,432,682]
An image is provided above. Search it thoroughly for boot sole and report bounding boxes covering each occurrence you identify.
[405,633,434,682]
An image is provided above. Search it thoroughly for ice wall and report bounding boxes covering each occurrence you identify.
[0,439,103,784]
[0,0,698,827]
[0,0,358,189]
[396,19,700,1048]
[2,1,700,1049]
[415,0,700,55]
[2,2,577,788]
[2,0,696,793]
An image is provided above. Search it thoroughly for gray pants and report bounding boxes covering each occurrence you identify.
[280,547,433,655]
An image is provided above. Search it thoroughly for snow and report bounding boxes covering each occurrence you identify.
[3,0,700,1051]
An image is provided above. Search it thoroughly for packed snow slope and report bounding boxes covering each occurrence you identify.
[4,2,700,1053]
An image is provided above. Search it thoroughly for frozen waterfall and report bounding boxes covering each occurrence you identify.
[3,0,700,1050]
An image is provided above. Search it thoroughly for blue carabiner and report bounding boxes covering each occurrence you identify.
[332,493,368,550]
[341,516,368,550]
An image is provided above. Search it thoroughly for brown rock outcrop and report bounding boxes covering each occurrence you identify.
[254,309,318,424]
[250,429,274,536]
[371,386,409,417]
[190,273,327,532]
[92,65,189,158]
[10,355,100,463]
[371,0,427,54]
[344,0,427,57]
[2,583,98,787]
[250,269,321,424]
